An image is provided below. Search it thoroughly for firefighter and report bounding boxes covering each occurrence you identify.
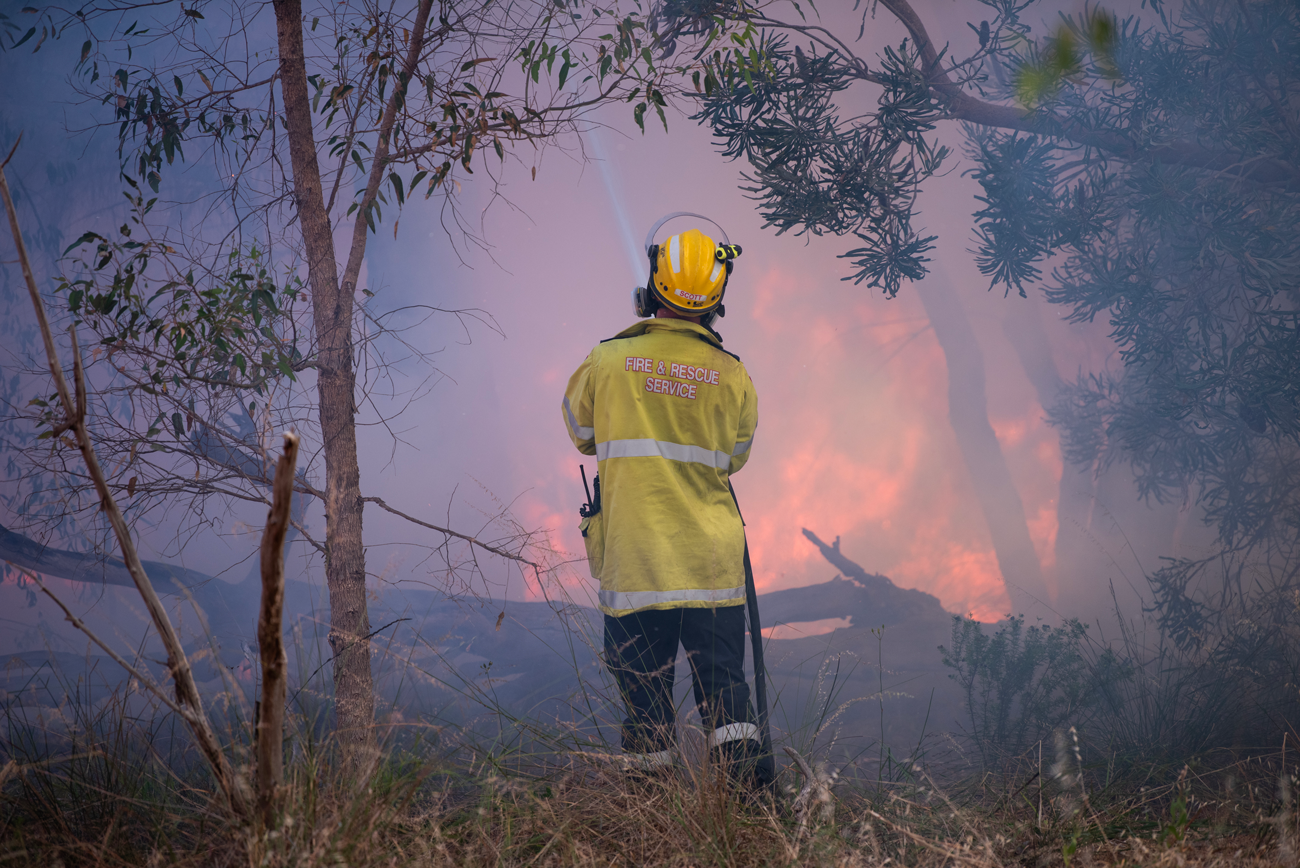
[562,213,768,789]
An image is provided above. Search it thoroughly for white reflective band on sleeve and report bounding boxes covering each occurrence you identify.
[600,586,747,611]
[596,438,730,470]
[708,722,760,747]
[563,396,594,441]
[732,437,753,457]
[622,749,676,770]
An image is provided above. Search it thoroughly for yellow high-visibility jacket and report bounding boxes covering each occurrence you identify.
[562,318,758,616]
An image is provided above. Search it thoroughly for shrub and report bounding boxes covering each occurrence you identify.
[940,615,1132,766]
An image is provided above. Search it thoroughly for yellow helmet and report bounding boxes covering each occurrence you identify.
[650,228,729,316]
[634,212,742,323]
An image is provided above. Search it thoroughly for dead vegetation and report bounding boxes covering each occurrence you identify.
[1,676,1296,868]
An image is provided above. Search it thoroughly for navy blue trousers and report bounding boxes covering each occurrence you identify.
[604,605,755,755]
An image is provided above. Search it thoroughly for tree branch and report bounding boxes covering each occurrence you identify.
[339,0,436,296]
[361,495,539,568]
[855,0,1300,187]
[6,562,188,720]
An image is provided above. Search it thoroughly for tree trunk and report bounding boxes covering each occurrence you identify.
[999,297,1097,608]
[915,279,1051,614]
[998,297,1203,621]
[273,0,374,754]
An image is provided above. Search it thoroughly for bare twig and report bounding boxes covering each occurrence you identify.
[288,617,410,707]
[4,561,187,719]
[0,145,252,823]
[257,430,298,830]
[784,746,836,837]
[361,495,539,568]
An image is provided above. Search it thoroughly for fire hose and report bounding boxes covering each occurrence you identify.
[731,482,775,786]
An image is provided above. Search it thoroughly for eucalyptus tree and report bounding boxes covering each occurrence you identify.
[2,0,723,753]
[672,0,1300,612]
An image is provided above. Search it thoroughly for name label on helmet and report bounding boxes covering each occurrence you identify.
[675,289,707,303]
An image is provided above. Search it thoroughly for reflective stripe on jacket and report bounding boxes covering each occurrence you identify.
[563,318,757,616]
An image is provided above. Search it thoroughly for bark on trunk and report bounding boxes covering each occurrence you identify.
[915,279,1051,614]
[273,0,374,754]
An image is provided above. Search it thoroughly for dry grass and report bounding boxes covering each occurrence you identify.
[3,725,1298,868]
[3,633,1297,868]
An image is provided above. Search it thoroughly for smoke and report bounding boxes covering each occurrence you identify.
[0,51,1162,633]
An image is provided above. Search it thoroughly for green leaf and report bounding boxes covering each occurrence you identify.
[79,40,92,64]
[460,57,496,72]
[183,8,204,19]
[173,74,183,97]
[63,231,103,255]
[389,171,405,206]
[13,26,35,48]
[171,412,183,438]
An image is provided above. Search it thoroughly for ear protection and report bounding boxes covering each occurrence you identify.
[632,211,741,325]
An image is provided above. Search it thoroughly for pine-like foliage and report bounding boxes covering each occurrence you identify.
[972,1,1300,560]
[693,0,1300,566]
[693,34,949,298]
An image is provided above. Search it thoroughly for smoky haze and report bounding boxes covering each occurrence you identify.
[0,0,1234,762]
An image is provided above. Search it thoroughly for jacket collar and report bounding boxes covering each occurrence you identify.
[611,318,725,349]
